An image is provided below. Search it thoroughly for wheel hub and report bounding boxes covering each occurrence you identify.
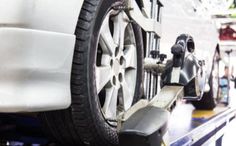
[110,53,125,89]
[112,58,123,76]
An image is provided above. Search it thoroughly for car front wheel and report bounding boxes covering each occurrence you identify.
[40,0,144,146]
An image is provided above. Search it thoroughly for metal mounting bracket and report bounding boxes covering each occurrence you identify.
[125,0,162,37]
[118,85,183,146]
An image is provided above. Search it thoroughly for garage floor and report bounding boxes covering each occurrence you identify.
[168,103,228,142]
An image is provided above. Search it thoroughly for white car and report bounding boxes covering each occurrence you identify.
[0,0,220,145]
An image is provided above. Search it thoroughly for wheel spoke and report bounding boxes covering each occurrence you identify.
[122,81,133,110]
[99,14,118,56]
[123,44,137,69]
[95,66,112,93]
[113,11,129,50]
[101,54,111,66]
[102,87,118,119]
[125,69,136,92]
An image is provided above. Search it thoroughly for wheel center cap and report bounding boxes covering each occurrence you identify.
[113,59,121,75]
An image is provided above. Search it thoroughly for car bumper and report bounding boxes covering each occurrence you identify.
[0,27,75,112]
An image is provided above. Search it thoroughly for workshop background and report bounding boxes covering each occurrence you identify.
[205,1,236,145]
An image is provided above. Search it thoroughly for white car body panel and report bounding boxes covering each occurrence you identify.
[0,28,75,112]
[0,0,84,34]
[0,0,85,112]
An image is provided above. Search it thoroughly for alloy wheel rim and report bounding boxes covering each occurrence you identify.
[95,9,138,125]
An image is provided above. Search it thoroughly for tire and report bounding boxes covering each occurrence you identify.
[192,50,219,110]
[40,0,144,146]
[191,75,217,110]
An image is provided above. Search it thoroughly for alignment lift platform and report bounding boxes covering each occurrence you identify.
[0,103,235,146]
